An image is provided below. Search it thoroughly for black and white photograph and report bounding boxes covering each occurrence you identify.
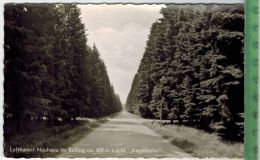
[3,1,244,158]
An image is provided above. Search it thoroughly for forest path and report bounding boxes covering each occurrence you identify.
[57,110,192,158]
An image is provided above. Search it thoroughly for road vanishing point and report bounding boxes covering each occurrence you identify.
[58,110,192,158]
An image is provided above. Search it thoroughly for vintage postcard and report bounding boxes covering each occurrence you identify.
[1,0,254,159]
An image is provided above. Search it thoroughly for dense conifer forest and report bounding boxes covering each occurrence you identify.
[4,4,122,131]
[126,4,244,141]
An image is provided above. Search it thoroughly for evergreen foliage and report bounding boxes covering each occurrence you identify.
[4,4,122,131]
[126,4,244,141]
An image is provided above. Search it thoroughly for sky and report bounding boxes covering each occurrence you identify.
[78,4,164,103]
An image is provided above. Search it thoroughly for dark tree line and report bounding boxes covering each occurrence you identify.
[4,4,122,131]
[126,4,244,141]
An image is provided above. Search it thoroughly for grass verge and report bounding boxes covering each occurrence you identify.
[4,112,120,158]
[144,121,243,158]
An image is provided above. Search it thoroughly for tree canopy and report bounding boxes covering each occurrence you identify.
[4,4,122,130]
[126,4,244,141]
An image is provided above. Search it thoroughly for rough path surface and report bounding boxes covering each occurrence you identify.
[58,110,192,158]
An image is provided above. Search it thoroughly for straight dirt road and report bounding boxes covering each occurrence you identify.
[57,110,192,158]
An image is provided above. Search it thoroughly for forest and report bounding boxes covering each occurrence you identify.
[4,4,122,132]
[126,4,244,141]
